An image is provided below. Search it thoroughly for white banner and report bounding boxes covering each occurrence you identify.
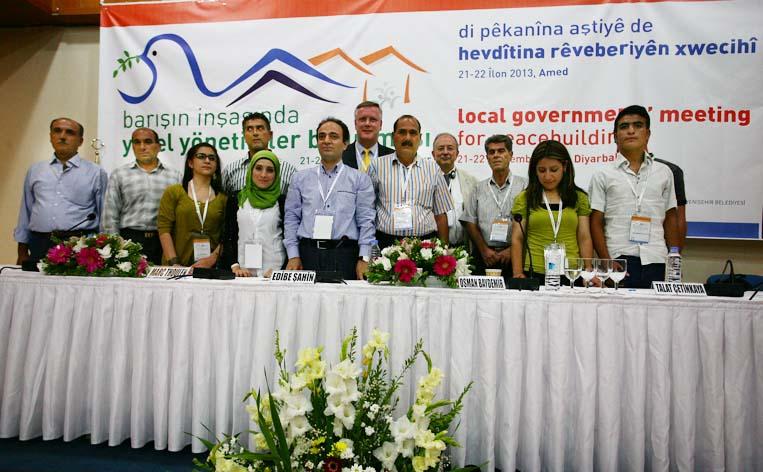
[98,0,762,239]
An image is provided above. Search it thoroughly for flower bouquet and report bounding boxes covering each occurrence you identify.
[40,233,149,277]
[366,238,470,288]
[193,328,473,472]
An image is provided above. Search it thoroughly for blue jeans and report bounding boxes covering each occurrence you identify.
[618,255,665,288]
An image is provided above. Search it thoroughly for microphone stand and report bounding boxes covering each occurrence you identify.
[507,214,540,291]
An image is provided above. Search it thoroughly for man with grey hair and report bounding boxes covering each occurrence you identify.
[431,132,478,246]
[342,101,394,172]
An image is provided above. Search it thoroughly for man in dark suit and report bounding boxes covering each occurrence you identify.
[341,101,394,172]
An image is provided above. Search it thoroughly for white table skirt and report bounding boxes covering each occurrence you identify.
[0,272,761,471]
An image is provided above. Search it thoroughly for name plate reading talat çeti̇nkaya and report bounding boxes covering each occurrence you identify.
[652,282,708,297]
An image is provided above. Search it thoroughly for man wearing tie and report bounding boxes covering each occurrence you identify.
[341,101,394,172]
[431,133,478,246]
[15,117,108,265]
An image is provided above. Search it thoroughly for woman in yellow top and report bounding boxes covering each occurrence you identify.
[157,142,227,267]
[511,139,594,282]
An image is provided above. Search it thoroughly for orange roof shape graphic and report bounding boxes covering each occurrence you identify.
[359,46,427,73]
[309,48,373,75]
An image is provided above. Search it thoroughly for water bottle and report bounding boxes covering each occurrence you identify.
[543,243,562,291]
[665,246,682,283]
[369,239,381,261]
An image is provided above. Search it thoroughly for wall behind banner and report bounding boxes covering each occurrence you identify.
[0,26,761,281]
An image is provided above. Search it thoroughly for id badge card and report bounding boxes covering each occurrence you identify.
[393,204,414,231]
[544,242,565,275]
[313,214,334,240]
[244,243,263,269]
[629,215,652,243]
[191,232,211,261]
[446,208,456,227]
[489,217,510,243]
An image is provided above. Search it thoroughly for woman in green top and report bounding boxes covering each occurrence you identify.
[157,142,227,267]
[510,139,594,281]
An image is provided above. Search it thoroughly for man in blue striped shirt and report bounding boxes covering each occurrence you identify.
[368,115,453,249]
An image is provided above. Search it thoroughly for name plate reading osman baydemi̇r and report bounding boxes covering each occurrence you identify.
[271,270,317,284]
[652,281,708,297]
[457,276,506,290]
[146,266,193,278]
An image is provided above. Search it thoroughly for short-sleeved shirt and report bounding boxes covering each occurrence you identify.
[157,184,227,266]
[588,153,677,265]
[460,174,527,248]
[511,190,592,273]
[368,153,453,236]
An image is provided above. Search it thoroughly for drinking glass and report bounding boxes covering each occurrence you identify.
[610,258,627,293]
[595,258,612,293]
[579,258,596,290]
[564,257,583,290]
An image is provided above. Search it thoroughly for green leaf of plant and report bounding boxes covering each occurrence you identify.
[121,63,126,72]
[112,69,118,78]
[124,50,130,58]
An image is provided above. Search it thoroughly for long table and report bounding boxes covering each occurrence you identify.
[1,272,761,471]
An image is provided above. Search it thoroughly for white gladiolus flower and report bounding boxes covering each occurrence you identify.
[324,393,345,417]
[325,371,347,396]
[420,248,433,260]
[381,246,395,257]
[397,252,409,260]
[287,414,311,439]
[334,359,361,380]
[390,415,416,442]
[337,403,356,429]
[73,239,86,253]
[333,417,344,437]
[398,438,415,458]
[373,442,399,470]
[379,256,392,271]
[117,261,132,272]
[341,379,360,403]
[281,390,312,421]
[455,257,470,277]
[116,249,129,259]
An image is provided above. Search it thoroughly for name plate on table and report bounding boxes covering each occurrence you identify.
[458,276,506,290]
[271,270,316,284]
[146,266,193,278]
[652,282,707,297]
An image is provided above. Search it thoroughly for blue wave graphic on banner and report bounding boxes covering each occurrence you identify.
[117,33,352,105]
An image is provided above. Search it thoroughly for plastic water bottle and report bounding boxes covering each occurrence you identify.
[369,239,381,261]
[543,244,562,291]
[665,246,682,283]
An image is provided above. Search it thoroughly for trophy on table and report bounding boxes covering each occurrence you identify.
[91,138,104,164]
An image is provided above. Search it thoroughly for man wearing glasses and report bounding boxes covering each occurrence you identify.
[589,105,680,288]
[101,127,181,264]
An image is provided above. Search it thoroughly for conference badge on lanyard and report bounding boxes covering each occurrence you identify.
[488,180,512,243]
[190,181,212,261]
[244,242,263,269]
[313,165,343,239]
[393,165,414,231]
[626,163,652,244]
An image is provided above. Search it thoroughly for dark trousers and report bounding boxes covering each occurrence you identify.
[299,239,359,280]
[375,231,438,251]
[120,228,162,265]
[28,230,90,263]
[618,255,665,288]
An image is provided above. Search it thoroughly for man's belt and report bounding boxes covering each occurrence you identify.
[31,229,90,240]
[122,228,159,239]
[299,238,358,250]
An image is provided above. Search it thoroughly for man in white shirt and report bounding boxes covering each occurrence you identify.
[431,132,477,246]
[589,105,680,288]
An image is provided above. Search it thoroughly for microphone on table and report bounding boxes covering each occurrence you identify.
[507,214,540,291]
[66,213,96,232]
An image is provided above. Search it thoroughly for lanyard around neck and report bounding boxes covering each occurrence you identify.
[489,176,512,217]
[316,164,344,208]
[190,180,210,231]
[542,191,564,242]
[623,156,652,212]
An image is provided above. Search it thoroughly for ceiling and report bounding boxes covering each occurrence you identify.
[1,0,128,27]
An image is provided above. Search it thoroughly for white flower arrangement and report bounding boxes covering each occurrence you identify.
[194,328,472,472]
